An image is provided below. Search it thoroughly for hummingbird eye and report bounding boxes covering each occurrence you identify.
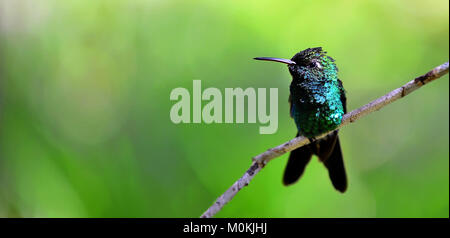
[310,61,322,69]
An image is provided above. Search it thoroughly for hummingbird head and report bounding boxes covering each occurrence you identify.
[254,47,338,82]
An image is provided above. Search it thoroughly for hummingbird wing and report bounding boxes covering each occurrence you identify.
[283,133,313,186]
[323,135,347,192]
[288,94,294,118]
[322,78,347,192]
[338,79,347,113]
[316,131,347,193]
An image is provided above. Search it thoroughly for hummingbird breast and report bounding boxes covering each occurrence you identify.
[290,80,345,138]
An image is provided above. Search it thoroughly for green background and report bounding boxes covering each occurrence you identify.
[0,0,448,217]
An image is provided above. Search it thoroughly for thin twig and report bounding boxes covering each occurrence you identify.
[201,62,449,218]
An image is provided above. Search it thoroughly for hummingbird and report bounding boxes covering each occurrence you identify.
[254,47,347,192]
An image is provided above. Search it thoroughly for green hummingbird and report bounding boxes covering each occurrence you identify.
[254,47,347,192]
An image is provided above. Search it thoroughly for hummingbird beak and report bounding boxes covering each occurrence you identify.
[253,57,296,65]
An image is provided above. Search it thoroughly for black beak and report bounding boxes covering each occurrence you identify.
[253,57,296,65]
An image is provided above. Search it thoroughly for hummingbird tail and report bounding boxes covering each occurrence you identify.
[317,132,347,193]
[283,133,313,186]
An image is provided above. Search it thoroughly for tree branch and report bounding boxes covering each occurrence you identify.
[200,62,449,218]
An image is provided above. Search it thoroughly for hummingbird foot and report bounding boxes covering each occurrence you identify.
[308,137,317,144]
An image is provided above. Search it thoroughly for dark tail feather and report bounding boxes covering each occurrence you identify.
[283,133,313,186]
[319,134,347,193]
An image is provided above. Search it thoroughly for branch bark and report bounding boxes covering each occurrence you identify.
[200,62,449,218]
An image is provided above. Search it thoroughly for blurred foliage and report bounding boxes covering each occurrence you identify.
[0,0,448,217]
